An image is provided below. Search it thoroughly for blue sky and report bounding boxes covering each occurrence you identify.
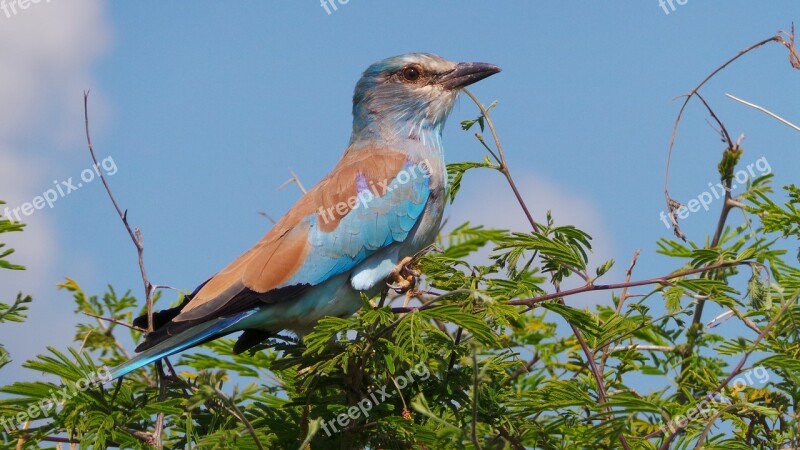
[0,1,798,385]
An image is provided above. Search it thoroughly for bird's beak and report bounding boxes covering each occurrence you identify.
[439,62,501,90]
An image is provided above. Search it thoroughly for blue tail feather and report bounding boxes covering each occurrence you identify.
[108,310,257,381]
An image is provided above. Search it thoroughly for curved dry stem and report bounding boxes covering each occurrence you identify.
[83,92,156,333]
[657,292,799,449]
[458,89,628,449]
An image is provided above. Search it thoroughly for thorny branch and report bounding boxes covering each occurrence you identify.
[83,92,165,449]
[83,92,156,334]
[391,260,748,314]
[656,293,799,449]
[461,88,630,450]
[656,26,797,416]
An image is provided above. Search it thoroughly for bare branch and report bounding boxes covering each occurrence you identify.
[82,312,146,332]
[726,93,800,132]
[277,168,307,194]
[657,293,799,449]
[83,92,156,333]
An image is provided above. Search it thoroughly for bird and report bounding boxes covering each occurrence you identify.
[109,53,501,380]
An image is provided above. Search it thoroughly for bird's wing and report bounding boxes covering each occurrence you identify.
[172,146,431,325]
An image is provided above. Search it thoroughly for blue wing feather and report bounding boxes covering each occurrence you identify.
[285,160,430,287]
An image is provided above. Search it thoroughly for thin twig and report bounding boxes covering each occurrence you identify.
[153,360,166,449]
[657,293,799,449]
[257,211,278,224]
[276,168,307,194]
[663,35,782,202]
[83,92,156,333]
[391,261,746,314]
[83,312,145,332]
[462,89,540,233]
[662,35,789,241]
[606,345,675,353]
[471,347,482,450]
[502,353,540,387]
[600,250,640,375]
[618,251,641,314]
[85,309,145,377]
[725,93,800,132]
[460,89,628,450]
[214,387,266,450]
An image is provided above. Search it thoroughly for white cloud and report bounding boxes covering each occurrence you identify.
[445,169,617,308]
[0,0,111,380]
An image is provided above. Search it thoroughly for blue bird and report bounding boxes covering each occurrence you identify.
[110,53,500,380]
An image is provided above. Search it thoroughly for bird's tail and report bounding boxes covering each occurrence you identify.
[107,310,256,382]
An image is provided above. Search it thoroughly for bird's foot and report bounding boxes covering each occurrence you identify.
[388,256,421,294]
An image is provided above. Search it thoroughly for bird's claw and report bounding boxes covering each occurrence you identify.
[387,256,421,293]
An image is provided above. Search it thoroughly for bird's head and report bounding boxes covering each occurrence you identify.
[351,53,500,145]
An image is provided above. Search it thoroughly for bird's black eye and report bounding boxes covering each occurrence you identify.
[402,66,421,82]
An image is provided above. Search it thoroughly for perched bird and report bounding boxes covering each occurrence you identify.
[110,53,500,380]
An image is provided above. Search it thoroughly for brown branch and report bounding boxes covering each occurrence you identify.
[83,92,156,333]
[391,261,744,315]
[600,250,640,375]
[82,312,145,332]
[663,35,783,202]
[657,293,799,449]
[618,250,641,313]
[462,89,540,233]
[276,168,307,194]
[507,261,741,309]
[693,92,734,148]
[460,89,627,450]
[654,28,800,403]
[84,91,167,446]
[662,34,792,242]
[213,387,266,450]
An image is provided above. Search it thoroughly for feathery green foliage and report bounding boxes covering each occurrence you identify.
[2,38,800,448]
[0,201,31,370]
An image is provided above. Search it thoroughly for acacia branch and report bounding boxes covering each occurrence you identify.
[83,92,156,333]
[460,89,627,450]
[657,293,799,449]
[656,27,798,405]
[214,387,266,450]
[392,261,745,314]
[506,261,742,308]
[663,34,784,203]
[462,89,540,233]
[600,250,640,374]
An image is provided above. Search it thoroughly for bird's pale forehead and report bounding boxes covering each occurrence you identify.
[395,54,455,72]
[371,53,455,75]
